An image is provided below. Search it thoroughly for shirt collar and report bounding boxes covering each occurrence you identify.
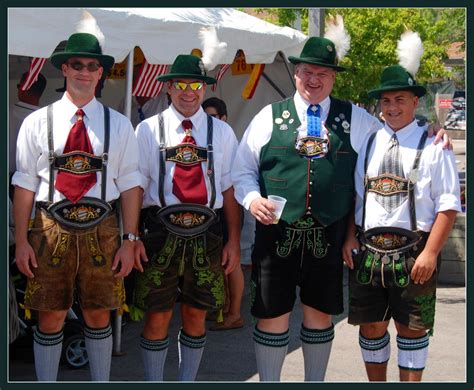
[294,92,331,122]
[60,93,99,122]
[383,118,420,144]
[169,104,206,135]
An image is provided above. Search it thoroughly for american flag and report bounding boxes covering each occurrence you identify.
[211,63,231,91]
[132,62,168,97]
[19,57,47,91]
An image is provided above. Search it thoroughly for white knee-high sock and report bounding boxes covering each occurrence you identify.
[253,326,290,382]
[33,328,64,381]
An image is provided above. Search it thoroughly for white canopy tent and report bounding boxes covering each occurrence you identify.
[8,7,307,136]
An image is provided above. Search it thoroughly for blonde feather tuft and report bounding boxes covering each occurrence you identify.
[324,15,351,61]
[397,31,424,77]
[198,27,227,71]
[75,10,105,48]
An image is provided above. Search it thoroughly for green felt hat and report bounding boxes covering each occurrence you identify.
[157,54,216,84]
[50,32,115,70]
[288,37,346,72]
[368,65,427,99]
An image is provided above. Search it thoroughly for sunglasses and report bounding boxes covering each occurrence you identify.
[67,61,102,72]
[171,81,204,91]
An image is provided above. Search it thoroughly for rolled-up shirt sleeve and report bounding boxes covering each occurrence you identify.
[11,112,43,192]
[135,121,153,192]
[218,122,239,192]
[431,146,462,213]
[115,118,144,193]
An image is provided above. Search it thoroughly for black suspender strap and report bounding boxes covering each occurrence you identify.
[101,105,110,201]
[46,103,110,203]
[409,131,428,230]
[206,114,216,209]
[362,132,377,230]
[158,113,167,207]
[47,104,55,203]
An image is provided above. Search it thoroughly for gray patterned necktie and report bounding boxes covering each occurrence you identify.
[375,133,406,212]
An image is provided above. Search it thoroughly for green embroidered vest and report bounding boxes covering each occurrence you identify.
[259,96,357,226]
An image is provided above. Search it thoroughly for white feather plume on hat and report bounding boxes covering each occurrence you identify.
[397,31,424,77]
[198,27,227,71]
[324,15,351,61]
[75,10,105,48]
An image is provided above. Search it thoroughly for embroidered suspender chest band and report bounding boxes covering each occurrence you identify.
[153,113,217,237]
[44,104,113,229]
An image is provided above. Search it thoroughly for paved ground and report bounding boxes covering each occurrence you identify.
[8,267,466,383]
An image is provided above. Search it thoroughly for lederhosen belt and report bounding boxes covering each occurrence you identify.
[355,130,428,288]
[143,113,219,238]
[37,104,115,229]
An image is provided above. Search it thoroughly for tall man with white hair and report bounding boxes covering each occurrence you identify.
[232,16,448,382]
[12,13,142,381]
[343,31,461,382]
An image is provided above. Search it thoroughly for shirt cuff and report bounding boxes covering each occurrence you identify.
[116,171,145,193]
[11,171,39,193]
[242,191,262,210]
[436,194,462,213]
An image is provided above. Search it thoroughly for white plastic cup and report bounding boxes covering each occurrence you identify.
[267,195,287,224]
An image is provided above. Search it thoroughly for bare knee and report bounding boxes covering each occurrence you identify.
[360,321,390,339]
[181,305,206,336]
[38,310,68,333]
[143,310,173,340]
[82,308,111,329]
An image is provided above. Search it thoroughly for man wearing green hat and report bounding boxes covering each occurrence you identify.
[343,32,460,382]
[12,15,143,382]
[132,53,241,381]
[231,16,449,381]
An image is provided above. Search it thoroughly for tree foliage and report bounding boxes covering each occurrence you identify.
[244,8,465,106]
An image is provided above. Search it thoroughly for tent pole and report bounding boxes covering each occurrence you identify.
[124,50,134,120]
[279,51,295,90]
[262,72,287,99]
[113,50,134,357]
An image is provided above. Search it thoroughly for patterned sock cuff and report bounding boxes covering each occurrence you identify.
[253,325,290,347]
[34,328,64,346]
[359,331,391,351]
[396,333,430,351]
[140,335,170,351]
[178,329,206,349]
[300,323,335,344]
[84,323,113,340]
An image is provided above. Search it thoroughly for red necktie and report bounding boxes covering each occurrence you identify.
[172,120,208,205]
[55,109,97,203]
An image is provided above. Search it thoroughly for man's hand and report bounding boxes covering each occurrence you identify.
[221,239,240,275]
[134,240,148,272]
[428,123,452,150]
[250,197,276,225]
[342,235,359,270]
[410,250,437,285]
[112,241,135,278]
[15,241,37,278]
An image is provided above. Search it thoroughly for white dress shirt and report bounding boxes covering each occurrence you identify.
[232,91,382,209]
[355,119,461,232]
[12,94,142,202]
[136,104,238,209]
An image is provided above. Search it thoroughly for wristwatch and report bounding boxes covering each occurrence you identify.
[122,233,140,242]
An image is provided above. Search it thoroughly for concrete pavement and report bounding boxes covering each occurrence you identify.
[8,267,466,382]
